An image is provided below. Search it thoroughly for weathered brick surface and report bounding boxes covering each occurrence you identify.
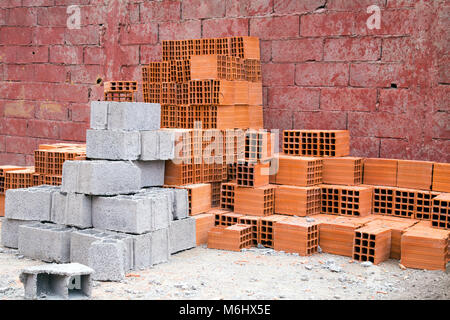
[0,0,448,165]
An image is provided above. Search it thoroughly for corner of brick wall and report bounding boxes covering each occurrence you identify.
[0,0,448,165]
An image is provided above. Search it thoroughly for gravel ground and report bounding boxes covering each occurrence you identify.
[1,220,449,300]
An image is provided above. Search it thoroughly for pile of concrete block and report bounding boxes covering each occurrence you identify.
[1,101,196,282]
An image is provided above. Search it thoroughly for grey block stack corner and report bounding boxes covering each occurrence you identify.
[0,101,196,286]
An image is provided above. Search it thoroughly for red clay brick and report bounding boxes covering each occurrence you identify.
[3,101,35,119]
[34,64,68,83]
[35,102,69,121]
[295,63,349,86]
[36,7,68,27]
[0,118,28,136]
[27,119,60,139]
[262,63,295,86]
[5,136,37,154]
[33,27,65,45]
[324,37,381,61]
[382,37,413,62]
[267,87,320,111]
[50,46,83,64]
[0,27,33,45]
[159,20,201,40]
[293,111,347,130]
[140,1,180,21]
[272,39,323,63]
[202,18,249,38]
[59,121,88,141]
[273,0,323,14]
[356,9,414,36]
[182,0,225,19]
[321,87,377,112]
[350,136,380,158]
[226,0,273,16]
[139,44,162,64]
[84,47,105,65]
[300,12,357,37]
[70,104,90,123]
[69,65,104,84]
[327,0,385,10]
[350,63,408,88]
[7,7,37,26]
[3,64,35,81]
[250,15,299,40]
[53,84,89,103]
[348,112,408,138]
[119,23,158,45]
[379,89,409,113]
[65,25,100,45]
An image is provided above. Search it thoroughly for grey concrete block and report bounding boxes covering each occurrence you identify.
[133,160,165,188]
[18,223,74,263]
[86,129,141,160]
[61,160,141,195]
[158,130,176,160]
[88,239,126,281]
[20,263,94,300]
[92,191,170,234]
[90,101,108,130]
[70,229,116,267]
[70,229,133,271]
[1,219,35,249]
[5,185,60,221]
[90,101,161,131]
[133,228,169,268]
[51,192,92,228]
[145,187,188,220]
[107,102,161,131]
[169,217,196,254]
[140,130,176,161]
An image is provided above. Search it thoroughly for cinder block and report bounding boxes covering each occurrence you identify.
[144,187,189,220]
[133,228,169,268]
[20,263,94,300]
[86,130,141,160]
[18,223,74,263]
[90,101,161,131]
[51,192,92,228]
[133,161,165,188]
[70,229,133,271]
[169,217,196,254]
[1,219,35,249]
[92,191,171,234]
[61,160,141,195]
[5,185,60,221]
[88,239,126,281]
[90,101,108,130]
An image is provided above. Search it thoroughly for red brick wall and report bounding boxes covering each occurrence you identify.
[0,0,448,165]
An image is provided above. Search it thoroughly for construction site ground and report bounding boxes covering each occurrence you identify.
[0,218,448,300]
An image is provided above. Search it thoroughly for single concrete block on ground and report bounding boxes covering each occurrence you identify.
[51,192,92,228]
[1,219,35,249]
[169,217,196,254]
[20,263,94,300]
[5,185,60,221]
[92,190,170,234]
[90,101,161,131]
[86,129,141,160]
[88,239,126,281]
[61,160,141,195]
[18,223,73,263]
[133,160,165,188]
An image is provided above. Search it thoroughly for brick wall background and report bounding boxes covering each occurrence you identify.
[0,0,448,165]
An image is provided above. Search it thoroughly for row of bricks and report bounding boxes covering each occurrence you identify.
[161,104,264,130]
[144,56,261,83]
[143,80,263,106]
[161,36,260,61]
[196,211,449,270]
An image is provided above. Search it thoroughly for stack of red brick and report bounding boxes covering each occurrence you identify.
[0,143,86,217]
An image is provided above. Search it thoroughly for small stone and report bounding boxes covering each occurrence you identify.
[257,244,266,249]
[329,265,342,273]
[361,261,373,267]
[317,246,322,253]
[334,295,341,300]
[306,218,315,223]
[301,275,309,281]
[305,265,313,270]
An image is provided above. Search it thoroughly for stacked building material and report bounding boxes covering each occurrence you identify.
[207,224,253,252]
[431,193,450,230]
[322,157,362,185]
[401,221,449,270]
[193,213,215,245]
[259,215,289,248]
[320,185,373,217]
[1,101,195,281]
[104,81,138,102]
[397,160,433,190]
[352,225,392,265]
[274,185,321,216]
[282,130,349,157]
[273,217,319,256]
[270,155,323,186]
[143,36,263,130]
[314,215,367,257]
[432,163,450,192]
[362,158,398,187]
